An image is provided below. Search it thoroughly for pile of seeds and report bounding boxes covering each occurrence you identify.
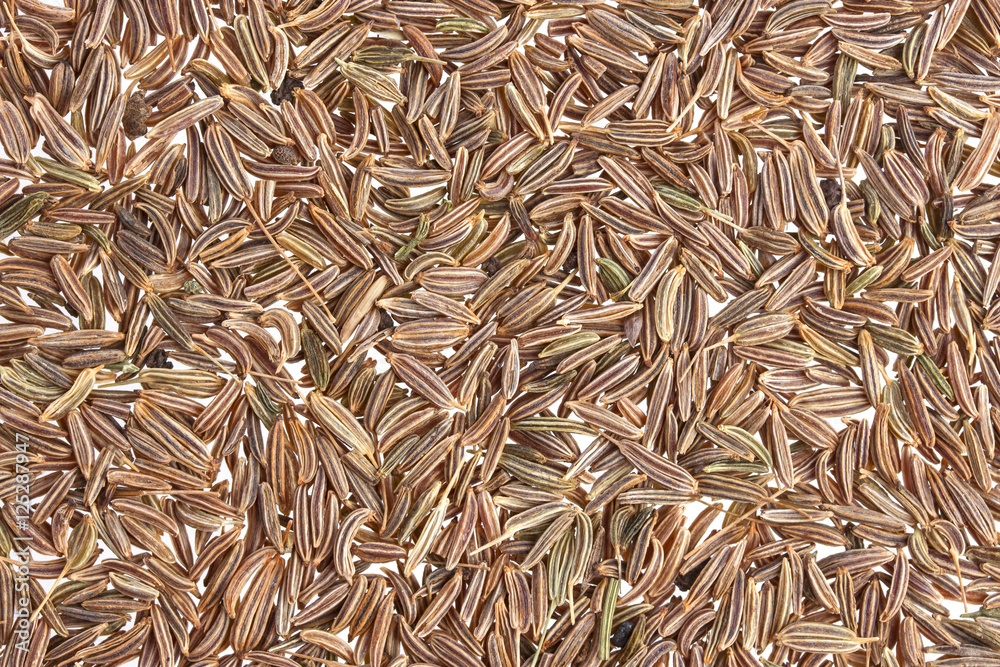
[5,0,1000,665]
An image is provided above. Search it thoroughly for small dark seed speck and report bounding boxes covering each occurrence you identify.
[272,145,299,165]
[123,92,152,140]
[610,620,636,648]
[820,179,842,209]
[271,76,304,105]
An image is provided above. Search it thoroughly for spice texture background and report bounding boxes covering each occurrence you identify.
[1,0,1000,666]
